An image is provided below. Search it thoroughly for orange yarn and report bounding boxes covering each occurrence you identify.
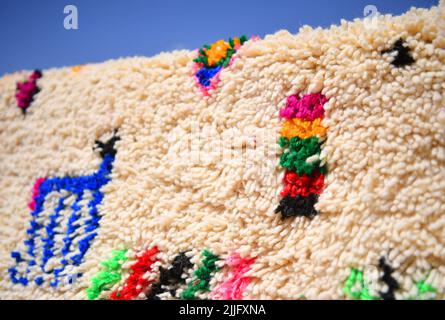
[71,65,84,73]
[280,118,327,139]
[205,40,231,67]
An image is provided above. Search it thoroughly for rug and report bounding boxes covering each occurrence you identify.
[0,2,444,300]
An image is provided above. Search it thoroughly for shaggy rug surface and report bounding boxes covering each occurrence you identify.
[0,2,444,300]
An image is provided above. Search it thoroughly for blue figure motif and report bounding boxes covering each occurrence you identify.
[9,132,119,287]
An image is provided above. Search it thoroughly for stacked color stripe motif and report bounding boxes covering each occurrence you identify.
[275,93,328,218]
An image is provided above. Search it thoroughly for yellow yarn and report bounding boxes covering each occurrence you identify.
[280,118,327,139]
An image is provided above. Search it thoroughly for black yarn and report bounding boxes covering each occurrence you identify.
[146,252,193,300]
[34,69,43,78]
[275,195,319,219]
[164,252,193,283]
[94,129,120,158]
[145,282,162,300]
[382,38,414,67]
[378,257,400,300]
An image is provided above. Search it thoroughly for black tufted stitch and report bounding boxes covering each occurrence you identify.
[275,194,319,219]
[146,252,193,300]
[382,38,415,67]
[94,129,120,158]
[378,257,400,300]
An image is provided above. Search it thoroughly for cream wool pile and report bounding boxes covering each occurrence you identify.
[0,3,444,300]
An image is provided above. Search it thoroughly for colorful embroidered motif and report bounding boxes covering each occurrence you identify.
[110,247,159,300]
[9,132,119,288]
[211,253,255,300]
[181,249,220,300]
[147,252,193,300]
[343,257,437,300]
[275,93,328,218]
[15,70,42,114]
[193,36,248,95]
[86,247,261,300]
[343,268,378,300]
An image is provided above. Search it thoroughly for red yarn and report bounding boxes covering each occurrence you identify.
[110,246,159,300]
[280,170,324,198]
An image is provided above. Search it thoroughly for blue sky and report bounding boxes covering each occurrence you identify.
[0,0,438,76]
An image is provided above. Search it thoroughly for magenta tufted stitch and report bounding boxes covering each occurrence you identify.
[279,93,327,121]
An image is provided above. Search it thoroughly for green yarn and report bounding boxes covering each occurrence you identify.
[416,280,436,295]
[279,136,326,175]
[181,249,220,300]
[343,268,379,300]
[407,280,437,300]
[344,269,439,300]
[86,249,128,300]
[194,55,208,65]
[220,48,235,67]
[278,136,290,149]
[194,35,248,68]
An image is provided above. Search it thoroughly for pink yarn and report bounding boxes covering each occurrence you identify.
[29,70,42,81]
[15,71,41,110]
[28,177,46,211]
[211,253,255,300]
[279,93,328,121]
[17,81,37,93]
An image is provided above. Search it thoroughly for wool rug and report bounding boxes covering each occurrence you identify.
[0,2,444,300]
